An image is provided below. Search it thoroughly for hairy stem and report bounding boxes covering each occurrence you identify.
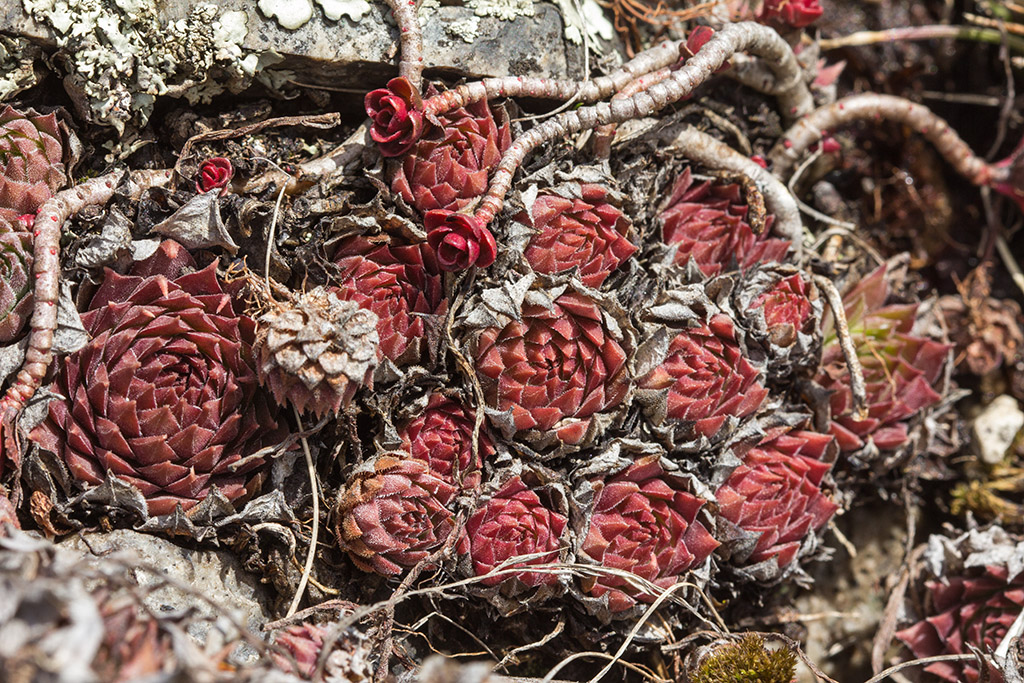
[768,93,1007,187]
[819,24,1024,53]
[384,0,424,91]
[813,274,868,421]
[473,22,809,226]
[592,66,674,159]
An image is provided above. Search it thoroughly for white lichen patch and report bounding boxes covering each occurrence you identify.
[465,0,535,21]
[21,0,256,133]
[445,17,480,43]
[0,36,41,101]
[259,0,314,29]
[317,0,372,22]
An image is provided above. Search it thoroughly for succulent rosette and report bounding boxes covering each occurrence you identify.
[474,290,631,448]
[366,77,426,157]
[0,104,66,216]
[195,156,233,194]
[459,476,568,589]
[658,168,790,277]
[424,211,498,271]
[335,455,457,576]
[391,99,511,215]
[30,241,285,516]
[272,623,373,680]
[578,455,719,615]
[0,223,32,342]
[331,235,446,364]
[714,426,838,575]
[758,0,823,28]
[890,528,1024,683]
[398,394,494,489]
[515,182,637,288]
[816,264,950,453]
[93,591,175,681]
[636,297,769,445]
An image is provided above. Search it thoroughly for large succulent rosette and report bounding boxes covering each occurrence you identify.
[335,455,457,576]
[331,235,446,365]
[398,394,494,489]
[514,182,637,288]
[816,264,950,454]
[635,291,769,446]
[577,455,719,615]
[473,290,632,449]
[390,99,511,215]
[714,425,838,577]
[658,167,790,277]
[890,528,1024,683]
[30,241,285,516]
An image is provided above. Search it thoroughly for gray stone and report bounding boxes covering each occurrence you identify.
[972,394,1024,465]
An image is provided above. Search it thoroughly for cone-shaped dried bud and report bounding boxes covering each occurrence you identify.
[516,183,637,288]
[0,221,33,342]
[425,210,498,271]
[0,105,65,215]
[936,287,1023,378]
[331,236,446,364]
[391,100,511,214]
[475,292,631,447]
[30,241,286,516]
[93,592,174,682]
[637,313,768,441]
[759,0,823,27]
[399,394,494,489]
[366,77,426,158]
[737,267,823,377]
[715,429,838,570]
[459,476,567,587]
[817,265,950,452]
[258,287,378,418]
[272,623,373,681]
[336,455,457,576]
[658,168,790,277]
[579,456,719,613]
[894,528,1024,683]
[688,635,798,683]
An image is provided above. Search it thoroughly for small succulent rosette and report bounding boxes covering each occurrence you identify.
[881,527,1024,683]
[460,279,635,454]
[271,622,374,681]
[814,260,953,469]
[390,97,511,216]
[712,416,839,583]
[0,104,67,215]
[334,454,458,576]
[330,232,448,369]
[504,165,638,291]
[0,222,33,343]
[30,240,287,519]
[570,442,719,623]
[634,286,770,452]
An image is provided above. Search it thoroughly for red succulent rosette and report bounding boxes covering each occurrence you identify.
[0,105,65,215]
[0,223,33,343]
[715,428,837,570]
[816,265,949,452]
[637,313,768,441]
[195,157,233,195]
[336,455,457,576]
[659,168,790,277]
[366,77,426,157]
[30,241,285,516]
[398,394,494,488]
[517,183,637,288]
[749,273,816,348]
[758,0,823,28]
[425,210,497,271]
[460,476,567,588]
[475,292,630,446]
[331,235,446,363]
[391,99,511,214]
[272,623,372,680]
[579,456,719,613]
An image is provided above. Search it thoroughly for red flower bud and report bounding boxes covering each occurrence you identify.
[195,157,233,195]
[759,0,824,28]
[425,210,498,271]
[366,77,426,157]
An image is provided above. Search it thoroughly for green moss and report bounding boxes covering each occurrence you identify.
[693,635,797,683]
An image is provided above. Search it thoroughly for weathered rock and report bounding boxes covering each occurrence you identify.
[973,395,1024,465]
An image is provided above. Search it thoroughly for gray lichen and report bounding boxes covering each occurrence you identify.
[21,0,258,133]
[0,36,42,102]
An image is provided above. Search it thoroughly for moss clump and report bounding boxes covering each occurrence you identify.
[693,635,797,683]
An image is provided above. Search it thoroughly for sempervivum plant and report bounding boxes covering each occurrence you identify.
[390,99,511,215]
[714,426,838,576]
[258,286,379,418]
[891,528,1024,683]
[0,224,32,342]
[514,182,637,288]
[335,455,457,576]
[578,455,719,615]
[0,105,66,215]
[271,623,373,681]
[30,241,285,516]
[473,290,631,448]
[658,167,790,277]
[815,264,950,454]
[331,235,446,364]
[398,393,494,489]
